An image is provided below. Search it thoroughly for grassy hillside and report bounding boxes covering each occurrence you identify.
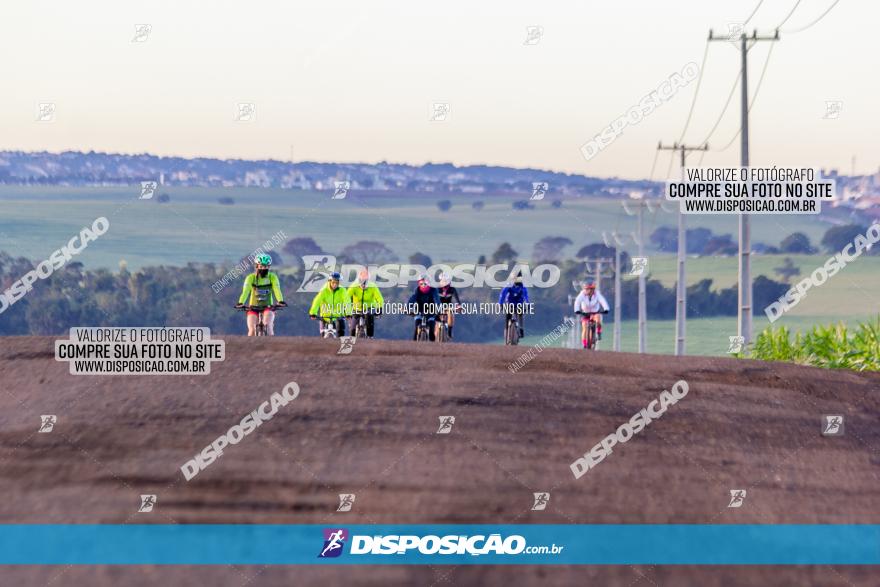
[0,185,837,269]
[648,254,880,323]
[2,185,875,354]
[517,315,855,356]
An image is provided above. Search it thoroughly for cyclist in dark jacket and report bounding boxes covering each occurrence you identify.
[407,275,440,341]
[437,272,461,340]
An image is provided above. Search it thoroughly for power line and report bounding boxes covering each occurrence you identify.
[671,0,784,159]
[776,0,804,29]
[677,40,710,143]
[658,142,708,356]
[739,42,777,131]
[697,67,742,146]
[782,0,840,33]
[744,0,765,25]
[714,41,776,152]
[708,28,780,347]
[676,0,777,158]
[665,149,676,178]
[707,0,826,154]
[648,148,660,181]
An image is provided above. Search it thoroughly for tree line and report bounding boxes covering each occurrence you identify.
[0,240,789,341]
[650,223,879,256]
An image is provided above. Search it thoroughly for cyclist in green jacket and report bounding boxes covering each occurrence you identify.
[309,272,352,336]
[235,254,286,336]
[348,268,384,338]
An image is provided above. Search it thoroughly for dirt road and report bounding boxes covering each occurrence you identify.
[1,335,878,585]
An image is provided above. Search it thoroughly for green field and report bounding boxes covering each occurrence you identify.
[0,185,836,270]
[517,314,856,356]
[2,185,875,354]
[649,254,880,323]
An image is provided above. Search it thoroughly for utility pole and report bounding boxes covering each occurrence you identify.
[566,279,580,349]
[578,256,620,344]
[657,142,708,355]
[623,198,654,353]
[637,203,646,353]
[709,28,779,346]
[581,258,613,286]
[612,247,621,351]
[590,258,613,293]
[576,256,615,349]
[603,231,632,352]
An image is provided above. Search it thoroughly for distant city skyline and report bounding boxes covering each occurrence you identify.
[1,0,875,180]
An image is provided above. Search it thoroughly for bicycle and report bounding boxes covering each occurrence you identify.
[576,310,607,350]
[237,304,284,336]
[413,313,433,342]
[314,316,344,339]
[435,311,451,343]
[351,309,380,340]
[504,313,521,346]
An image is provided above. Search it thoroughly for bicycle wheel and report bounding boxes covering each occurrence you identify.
[437,325,448,343]
[587,321,597,350]
[506,321,519,346]
[416,327,429,342]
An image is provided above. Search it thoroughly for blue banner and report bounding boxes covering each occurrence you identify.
[1,525,878,565]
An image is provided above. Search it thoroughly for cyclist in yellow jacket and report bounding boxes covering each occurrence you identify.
[308,272,352,337]
[235,254,286,336]
[347,268,384,338]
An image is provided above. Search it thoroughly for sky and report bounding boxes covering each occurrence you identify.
[1,0,875,179]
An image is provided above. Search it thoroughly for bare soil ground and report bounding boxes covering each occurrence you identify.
[1,335,878,586]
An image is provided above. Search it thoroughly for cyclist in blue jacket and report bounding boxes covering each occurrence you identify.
[498,274,530,339]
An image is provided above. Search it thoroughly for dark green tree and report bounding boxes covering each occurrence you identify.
[774,257,801,282]
[491,243,518,264]
[532,236,572,263]
[779,232,817,254]
[821,224,866,253]
[409,252,433,267]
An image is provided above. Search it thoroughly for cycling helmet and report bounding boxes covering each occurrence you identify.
[357,268,370,283]
[439,272,451,287]
[583,278,596,288]
[329,272,342,281]
[255,254,272,266]
[417,274,429,284]
[513,272,523,284]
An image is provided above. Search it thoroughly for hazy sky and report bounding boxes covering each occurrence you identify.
[1,0,875,179]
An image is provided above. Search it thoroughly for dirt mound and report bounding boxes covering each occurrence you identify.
[1,336,878,586]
